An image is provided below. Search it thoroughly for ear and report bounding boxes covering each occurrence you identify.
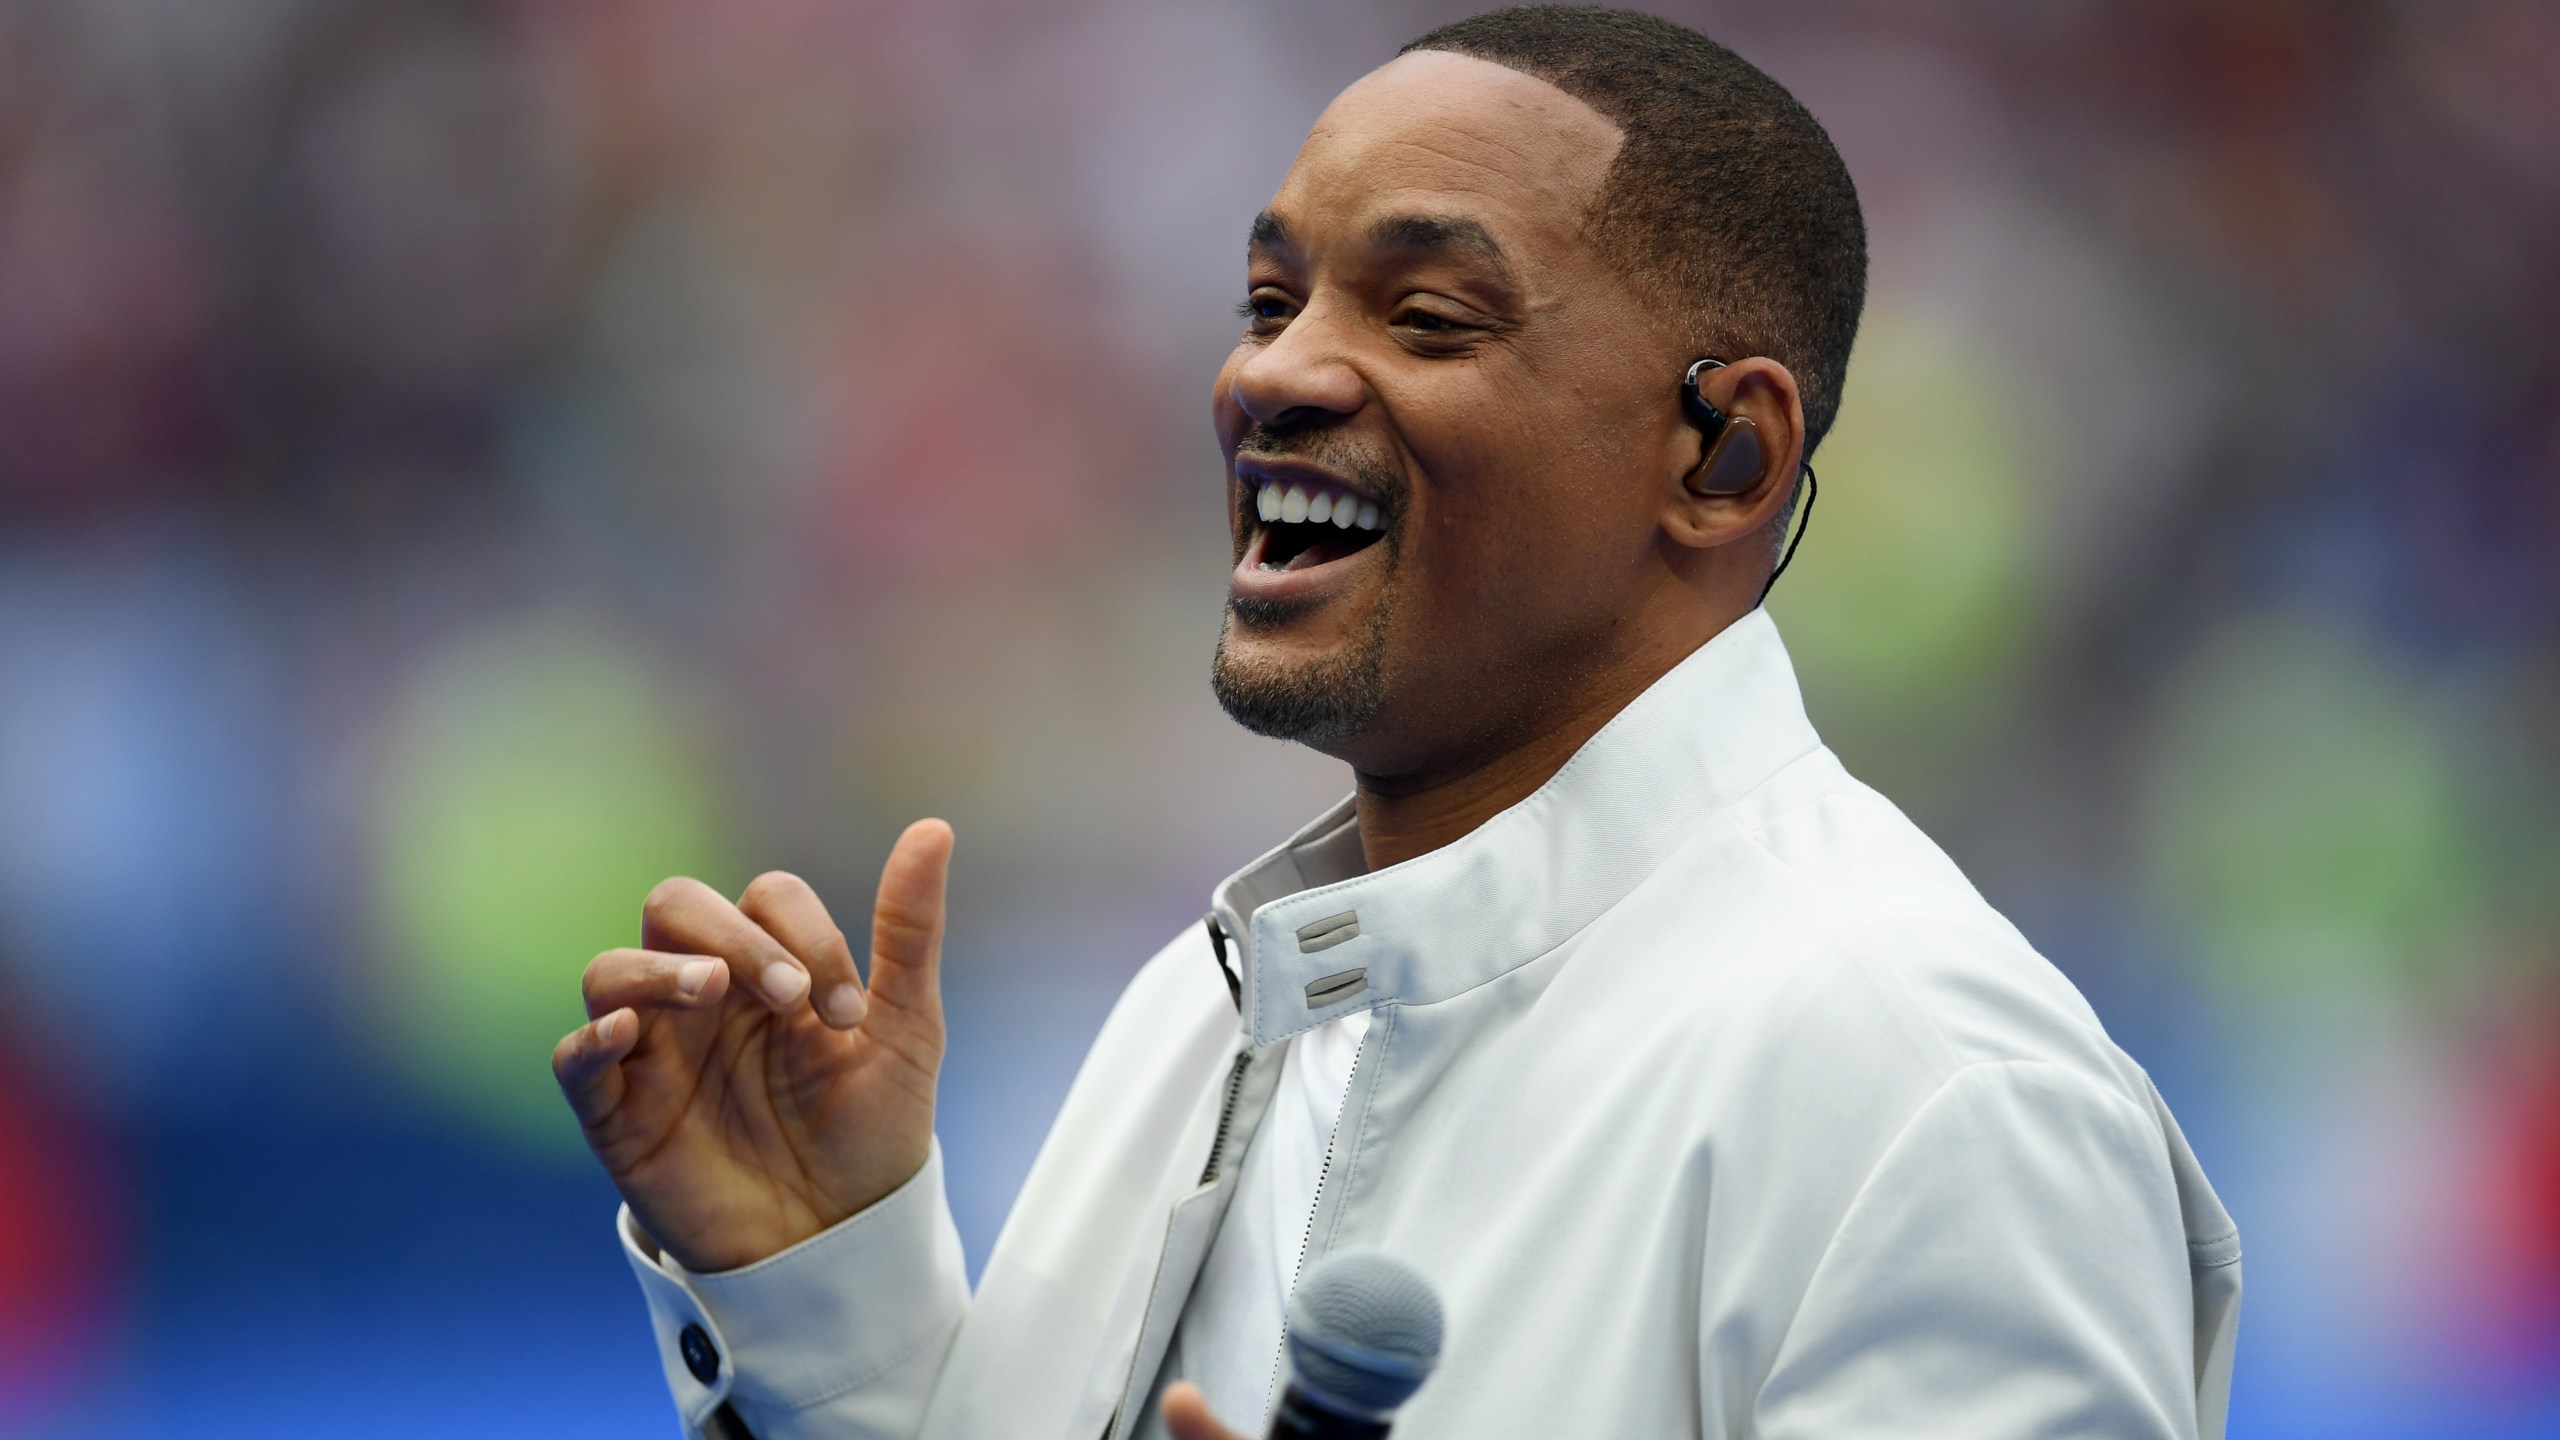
[1661,356,1805,553]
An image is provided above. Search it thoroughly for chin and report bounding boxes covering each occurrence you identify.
[1211,600,1392,747]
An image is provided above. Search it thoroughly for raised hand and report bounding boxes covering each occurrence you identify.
[552,819,955,1274]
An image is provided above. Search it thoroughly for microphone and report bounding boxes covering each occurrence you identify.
[1267,1249,1445,1439]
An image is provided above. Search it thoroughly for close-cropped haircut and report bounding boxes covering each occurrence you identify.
[1402,7,1867,456]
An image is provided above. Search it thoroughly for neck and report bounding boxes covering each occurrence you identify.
[1350,709,1601,870]
[1343,566,1767,871]
[1350,624,1722,871]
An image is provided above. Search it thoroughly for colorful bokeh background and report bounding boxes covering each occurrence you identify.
[1,1,2555,1435]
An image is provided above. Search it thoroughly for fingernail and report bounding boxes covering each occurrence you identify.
[761,963,810,1008]
[823,984,866,1026]
[596,1011,625,1046]
[676,959,717,1000]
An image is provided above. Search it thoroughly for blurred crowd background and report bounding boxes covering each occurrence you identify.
[1,0,2554,1434]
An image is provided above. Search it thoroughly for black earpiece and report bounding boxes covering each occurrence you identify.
[1680,357,1764,497]
[1680,357,1730,439]
[1680,356,1818,605]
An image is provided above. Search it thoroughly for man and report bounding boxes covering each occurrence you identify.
[552,9,2241,1439]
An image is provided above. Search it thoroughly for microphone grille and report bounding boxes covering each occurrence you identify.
[1284,1249,1445,1416]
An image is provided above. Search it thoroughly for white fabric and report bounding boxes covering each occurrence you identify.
[1166,1007,1369,1432]
[617,610,2242,1440]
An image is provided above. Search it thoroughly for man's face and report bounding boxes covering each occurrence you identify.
[1210,51,1692,779]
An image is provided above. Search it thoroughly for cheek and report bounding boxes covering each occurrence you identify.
[1384,419,1658,644]
[1391,374,1548,507]
[1403,393,1638,555]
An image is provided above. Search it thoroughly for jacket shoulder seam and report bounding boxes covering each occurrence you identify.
[1718,789,2069,1075]
[1713,806,1974,1074]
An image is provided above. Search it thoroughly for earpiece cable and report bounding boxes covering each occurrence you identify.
[1757,463,1816,606]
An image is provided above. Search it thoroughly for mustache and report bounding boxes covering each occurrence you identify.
[1233,424,1407,508]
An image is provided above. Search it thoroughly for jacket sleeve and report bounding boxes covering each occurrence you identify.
[1751,1060,2204,1440]
[622,1141,972,1440]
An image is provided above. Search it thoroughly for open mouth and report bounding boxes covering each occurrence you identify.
[1245,476,1389,572]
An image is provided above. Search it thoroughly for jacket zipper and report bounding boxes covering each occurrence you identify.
[1267,1026,1370,1407]
[1198,1049,1253,1186]
[1104,1049,1251,1440]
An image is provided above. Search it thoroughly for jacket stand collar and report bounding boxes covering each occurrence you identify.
[1209,610,1822,1048]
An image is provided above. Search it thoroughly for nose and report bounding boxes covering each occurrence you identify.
[1226,301,1366,431]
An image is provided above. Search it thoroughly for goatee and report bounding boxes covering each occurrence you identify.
[1210,592,1391,746]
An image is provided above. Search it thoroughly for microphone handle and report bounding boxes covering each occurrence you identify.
[1267,1383,1392,1439]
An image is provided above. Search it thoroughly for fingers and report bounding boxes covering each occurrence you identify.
[739,871,867,1030]
[620,829,948,1043]
[865,819,954,1033]
[1159,1383,1247,1440]
[641,875,812,1015]
[582,947,730,1018]
[552,1007,641,1130]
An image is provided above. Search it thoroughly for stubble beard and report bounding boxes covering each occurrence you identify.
[1210,586,1393,747]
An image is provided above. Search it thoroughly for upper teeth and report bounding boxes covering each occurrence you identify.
[1256,482,1382,531]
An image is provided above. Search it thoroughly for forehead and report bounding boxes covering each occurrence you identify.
[1266,50,1624,256]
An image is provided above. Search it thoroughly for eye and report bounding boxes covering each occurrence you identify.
[1390,299,1483,350]
[1237,290,1297,330]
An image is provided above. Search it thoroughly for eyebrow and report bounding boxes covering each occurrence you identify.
[1245,209,1514,280]
[1366,213,1512,278]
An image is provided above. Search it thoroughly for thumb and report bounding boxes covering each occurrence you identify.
[862,818,953,1034]
[1160,1383,1249,1440]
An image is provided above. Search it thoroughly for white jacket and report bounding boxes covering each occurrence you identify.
[622,611,2242,1440]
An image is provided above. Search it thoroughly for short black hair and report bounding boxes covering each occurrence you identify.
[1402,7,1867,455]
